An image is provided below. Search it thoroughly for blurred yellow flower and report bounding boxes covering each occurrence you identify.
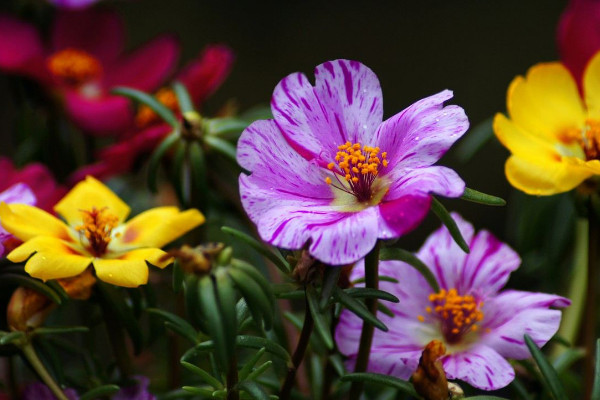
[494,51,600,195]
[0,176,204,287]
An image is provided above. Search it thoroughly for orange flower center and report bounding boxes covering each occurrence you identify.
[75,207,119,257]
[325,141,388,202]
[47,48,102,86]
[135,87,180,127]
[560,119,600,160]
[417,288,484,344]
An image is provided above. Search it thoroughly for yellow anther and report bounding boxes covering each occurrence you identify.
[383,160,389,167]
[417,315,425,322]
[47,48,102,86]
[352,177,359,183]
[327,162,335,170]
[352,167,359,173]
[345,174,351,181]
[75,207,119,257]
[325,177,332,185]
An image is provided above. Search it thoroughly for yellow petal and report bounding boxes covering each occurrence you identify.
[583,51,600,119]
[493,114,581,161]
[116,207,205,249]
[0,202,74,242]
[507,62,585,142]
[93,247,171,287]
[7,237,93,281]
[54,176,130,226]
[505,155,593,195]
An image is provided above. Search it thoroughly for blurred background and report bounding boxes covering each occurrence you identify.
[0,0,573,292]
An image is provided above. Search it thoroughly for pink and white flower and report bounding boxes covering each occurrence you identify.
[237,59,468,265]
[0,183,35,256]
[335,214,570,390]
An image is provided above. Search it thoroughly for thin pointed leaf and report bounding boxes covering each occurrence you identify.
[455,116,493,163]
[33,326,89,336]
[80,385,120,400]
[0,331,24,345]
[172,82,194,113]
[352,275,399,284]
[198,277,230,369]
[246,360,272,381]
[231,260,275,303]
[552,347,585,374]
[320,267,342,309]
[524,334,568,400]
[306,285,333,349]
[430,197,470,253]
[221,226,290,273]
[333,287,387,332]
[188,336,291,363]
[239,348,266,380]
[377,302,394,318]
[214,269,238,356]
[147,132,179,193]
[45,281,68,301]
[181,361,223,389]
[171,140,188,206]
[464,397,509,400]
[181,386,214,396]
[147,308,198,344]
[461,188,506,206]
[206,117,250,137]
[379,248,439,292]
[0,274,62,304]
[592,339,600,400]
[205,135,238,165]
[238,381,270,400]
[343,288,399,303]
[188,141,208,205]
[509,377,532,400]
[172,260,184,294]
[228,268,273,330]
[340,373,418,397]
[113,86,178,126]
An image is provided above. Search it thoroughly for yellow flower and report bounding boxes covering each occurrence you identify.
[494,51,600,195]
[0,176,205,287]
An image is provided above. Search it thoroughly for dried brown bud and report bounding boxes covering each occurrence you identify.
[411,340,449,400]
[292,250,317,283]
[163,243,225,275]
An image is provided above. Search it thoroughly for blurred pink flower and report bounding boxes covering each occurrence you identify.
[557,0,600,86]
[70,44,234,181]
[47,0,103,9]
[0,9,179,135]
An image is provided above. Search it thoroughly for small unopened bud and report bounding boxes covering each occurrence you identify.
[448,382,465,399]
[411,340,449,400]
[163,243,226,275]
[216,246,233,266]
[7,287,54,332]
[181,111,204,141]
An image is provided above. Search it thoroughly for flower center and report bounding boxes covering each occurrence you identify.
[135,87,180,127]
[75,207,119,257]
[47,48,102,86]
[417,288,484,345]
[325,141,388,203]
[560,119,600,160]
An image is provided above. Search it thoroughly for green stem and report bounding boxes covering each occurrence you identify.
[280,293,314,400]
[97,291,133,380]
[21,342,69,400]
[585,202,599,400]
[349,241,381,400]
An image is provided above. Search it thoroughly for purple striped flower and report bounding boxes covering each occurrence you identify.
[0,183,35,256]
[335,213,570,390]
[237,60,468,265]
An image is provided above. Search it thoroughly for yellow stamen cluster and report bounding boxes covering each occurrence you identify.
[325,141,388,202]
[47,48,102,86]
[560,119,600,160]
[75,207,119,257]
[135,87,180,127]
[418,288,484,343]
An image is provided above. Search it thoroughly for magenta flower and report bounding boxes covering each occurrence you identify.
[237,60,468,264]
[0,183,35,256]
[47,0,103,9]
[335,214,570,390]
[0,9,179,135]
[70,44,235,182]
[557,0,600,86]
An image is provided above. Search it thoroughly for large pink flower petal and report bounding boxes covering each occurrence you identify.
[271,59,383,162]
[51,9,124,65]
[106,35,180,92]
[416,213,475,291]
[442,345,515,390]
[63,91,133,135]
[178,44,235,105]
[237,120,331,194]
[481,290,570,359]
[0,15,48,81]
[374,90,468,171]
[384,165,465,201]
[376,194,431,239]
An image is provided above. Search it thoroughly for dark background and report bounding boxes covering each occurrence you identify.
[0,0,570,259]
